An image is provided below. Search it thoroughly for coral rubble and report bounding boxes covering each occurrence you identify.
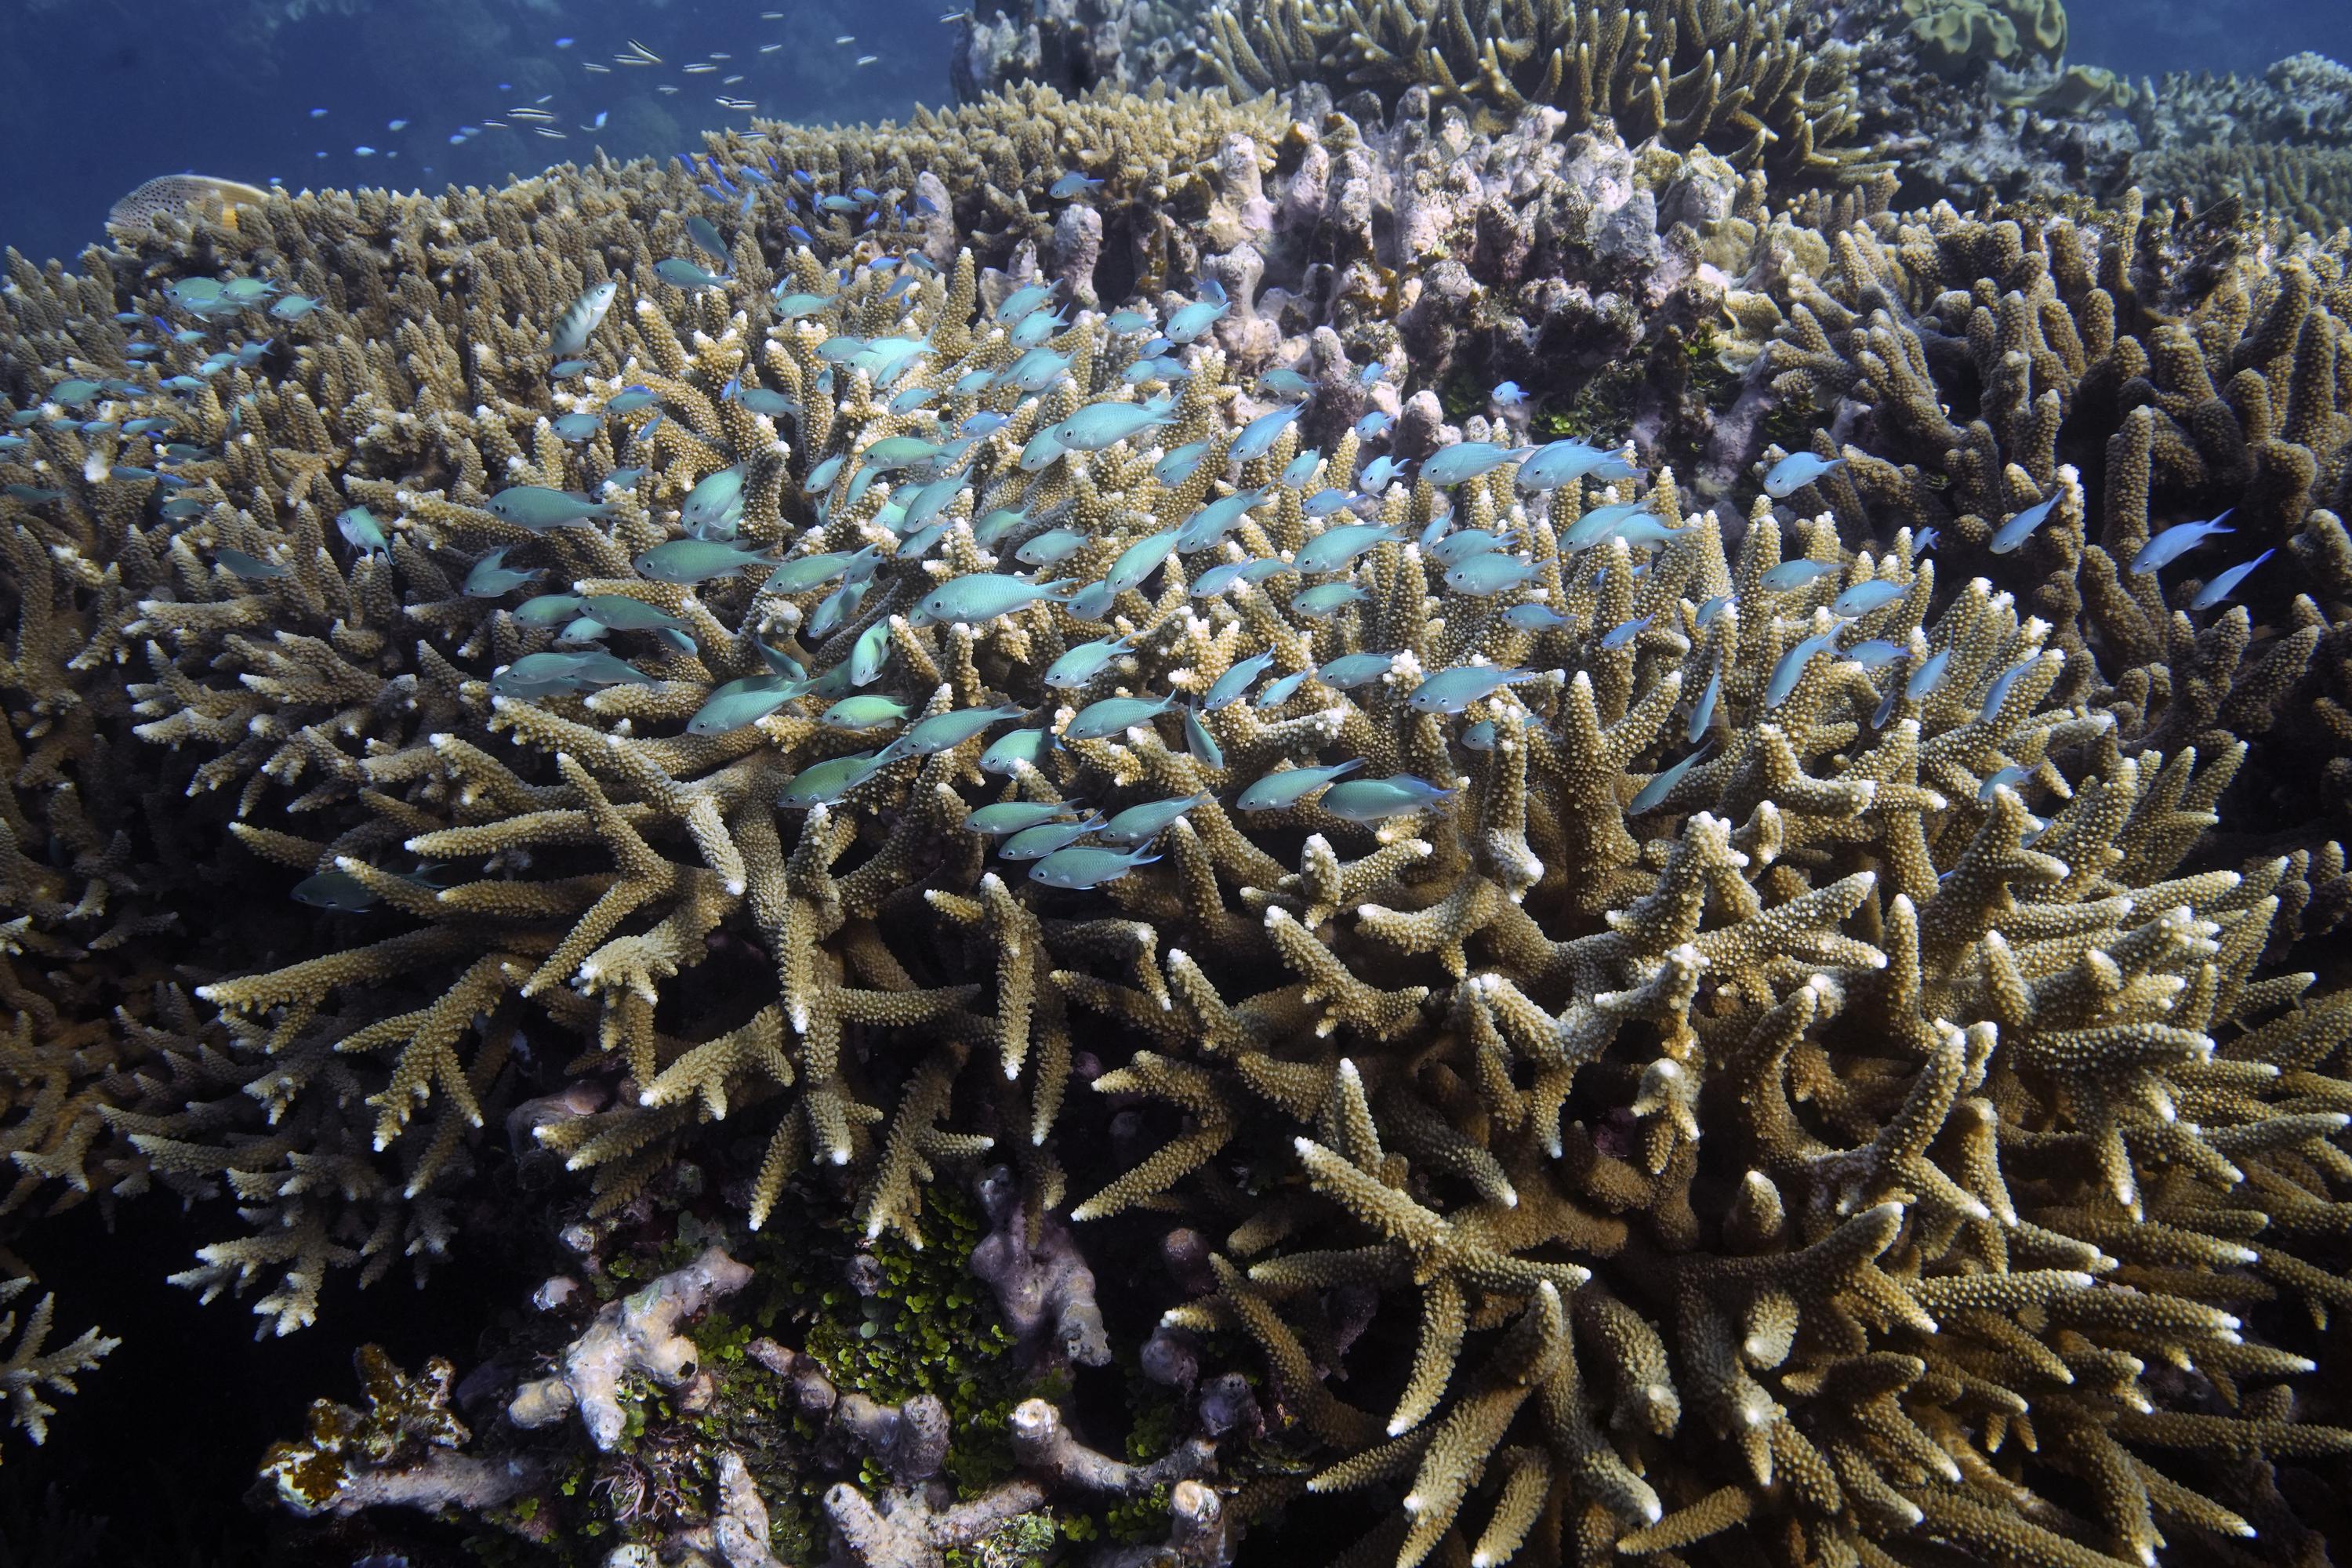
[1,22,2351,1568]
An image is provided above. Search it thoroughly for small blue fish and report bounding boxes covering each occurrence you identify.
[2130,510,2235,575]
[776,750,895,809]
[1173,488,1268,553]
[1192,558,1290,597]
[688,677,798,735]
[902,704,1027,756]
[337,506,390,555]
[1303,488,1359,518]
[1258,368,1314,398]
[607,387,658,415]
[551,411,602,442]
[1063,583,1118,622]
[1978,765,2032,801]
[1316,652,1396,689]
[214,546,285,580]
[292,869,379,912]
[463,546,541,597]
[1762,452,1844,498]
[1831,579,1905,617]
[1989,495,2058,554]
[1687,666,1721,742]
[1098,793,1210,847]
[1846,640,1905,669]
[1163,293,1229,344]
[1044,633,1134,690]
[1764,630,1838,707]
[1255,670,1310,708]
[1292,583,1368,619]
[1104,529,1181,593]
[1014,528,1089,568]
[978,728,1051,775]
[1107,309,1154,334]
[1979,655,2044,721]
[1236,759,1363,811]
[1065,694,1176,742]
[1628,744,1714,813]
[1445,553,1537,597]
[1490,380,1526,408]
[848,619,894,686]
[1599,613,1653,650]
[1297,522,1402,575]
[1421,441,1523,488]
[2189,549,2272,611]
[1460,720,1498,750]
[1407,665,1542,715]
[1354,410,1394,440]
[1204,650,1277,711]
[654,258,727,290]
[996,283,1058,323]
[1504,603,1568,632]
[1906,648,1951,700]
[1280,448,1323,488]
[1231,404,1305,464]
[1761,559,1841,591]
[1321,775,1454,823]
[1048,171,1104,198]
[1029,844,1160,890]
[1154,442,1211,486]
[1183,705,1223,768]
[1000,817,1109,862]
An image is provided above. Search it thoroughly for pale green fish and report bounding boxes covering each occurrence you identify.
[1103,529,1181,594]
[1203,650,1277,711]
[966,799,1080,836]
[607,388,658,416]
[777,750,892,809]
[1406,665,1542,714]
[808,579,866,638]
[1562,503,1650,551]
[220,276,274,303]
[292,869,378,911]
[997,347,1072,393]
[806,455,846,492]
[581,594,688,633]
[1612,514,1693,549]
[49,378,102,407]
[756,641,808,680]
[1064,693,1175,742]
[654,257,727,290]
[821,694,911,731]
[851,337,929,379]
[1063,582,1117,622]
[1628,745,1713,814]
[1236,759,1363,811]
[848,619,893,685]
[270,295,322,321]
[1049,397,1174,453]
[736,387,796,417]
[1761,559,1840,591]
[486,485,614,528]
[1015,528,1088,567]
[1444,553,1537,596]
[1183,706,1223,768]
[1174,489,1268,554]
[913,573,1076,626]
[815,336,871,364]
[1009,309,1064,347]
[565,650,658,688]
[898,473,967,530]
[1426,528,1515,567]
[996,282,1057,322]
[1229,403,1302,463]
[979,728,1050,775]
[557,617,608,644]
[1255,670,1309,707]
[634,537,774,585]
[1316,652,1395,689]
[1018,429,1066,472]
[774,292,833,319]
[1831,579,1905,617]
[215,546,286,579]
[902,704,1027,756]
[681,466,747,533]
[1029,843,1160,890]
[463,547,541,597]
[896,521,951,561]
[1153,441,1210,486]
[1420,441,1524,487]
[1097,792,1210,847]
[552,412,603,442]
[513,593,586,626]
[688,676,798,735]
[337,506,390,555]
[684,213,730,263]
[550,280,619,358]
[491,652,593,695]
[1294,522,1399,575]
[763,547,876,594]
[1764,630,1839,707]
[1044,633,1134,690]
[999,817,1105,861]
[861,436,942,473]
[1321,775,1454,823]
[1192,558,1289,596]
[974,506,1029,547]
[1292,582,1368,619]
[161,496,210,520]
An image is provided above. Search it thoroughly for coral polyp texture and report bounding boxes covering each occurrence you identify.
[3,49,2352,1568]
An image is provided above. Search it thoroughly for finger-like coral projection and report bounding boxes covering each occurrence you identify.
[1201,0,1882,183]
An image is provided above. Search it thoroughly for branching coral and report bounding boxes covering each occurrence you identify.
[1201,0,1883,183]
[3,53,2352,1568]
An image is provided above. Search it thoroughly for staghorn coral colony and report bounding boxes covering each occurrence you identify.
[2,5,2352,1567]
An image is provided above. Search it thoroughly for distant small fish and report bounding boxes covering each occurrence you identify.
[1761,559,1840,591]
[1490,380,1526,408]
[1048,172,1103,198]
[2131,510,2235,574]
[2189,549,2272,611]
[1762,452,1843,498]
[1989,495,2058,554]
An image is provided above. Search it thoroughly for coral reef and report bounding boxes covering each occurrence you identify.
[1200,0,1884,183]
[2,37,2352,1568]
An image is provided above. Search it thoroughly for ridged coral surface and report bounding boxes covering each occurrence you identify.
[2,49,2351,1568]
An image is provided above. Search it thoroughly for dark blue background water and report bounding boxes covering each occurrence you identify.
[0,0,2347,263]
